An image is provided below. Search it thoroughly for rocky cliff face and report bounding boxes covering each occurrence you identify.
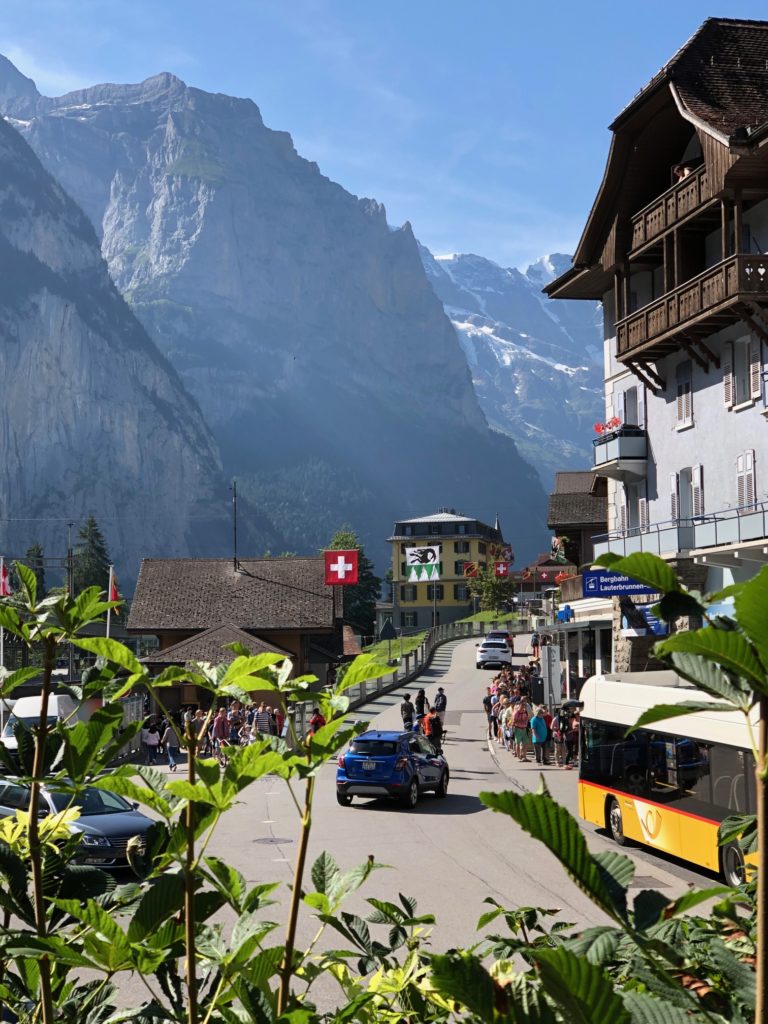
[420,248,603,487]
[0,113,281,581]
[0,63,549,564]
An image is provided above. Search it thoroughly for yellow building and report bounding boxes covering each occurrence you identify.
[388,507,507,629]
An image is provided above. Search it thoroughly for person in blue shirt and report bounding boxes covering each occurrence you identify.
[530,707,549,765]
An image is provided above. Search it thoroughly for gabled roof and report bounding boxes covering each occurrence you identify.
[144,624,291,665]
[548,472,608,529]
[127,557,341,633]
[397,510,474,524]
[546,18,768,297]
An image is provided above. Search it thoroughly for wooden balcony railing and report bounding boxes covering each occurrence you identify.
[616,253,768,360]
[631,166,710,250]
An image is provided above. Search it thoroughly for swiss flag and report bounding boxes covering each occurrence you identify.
[0,562,11,597]
[494,561,511,577]
[324,549,359,586]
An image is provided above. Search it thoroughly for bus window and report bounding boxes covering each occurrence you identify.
[581,720,651,796]
[711,746,752,814]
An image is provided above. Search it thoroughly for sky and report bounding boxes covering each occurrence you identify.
[2,1,768,269]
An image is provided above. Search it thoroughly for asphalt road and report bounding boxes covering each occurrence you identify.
[112,637,717,1010]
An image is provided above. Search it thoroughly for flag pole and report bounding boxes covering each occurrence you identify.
[106,564,113,639]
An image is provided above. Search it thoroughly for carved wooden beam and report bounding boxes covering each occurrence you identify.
[688,335,721,369]
[680,334,710,371]
[626,360,663,394]
[638,361,665,389]
[737,303,768,346]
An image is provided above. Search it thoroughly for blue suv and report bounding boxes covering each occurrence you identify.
[336,730,449,808]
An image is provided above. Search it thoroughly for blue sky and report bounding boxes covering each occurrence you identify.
[3,1,767,268]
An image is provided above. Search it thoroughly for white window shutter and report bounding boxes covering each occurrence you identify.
[737,452,746,507]
[746,449,756,507]
[692,464,704,517]
[637,385,646,428]
[724,342,734,408]
[749,338,762,400]
[616,484,627,533]
[638,496,649,530]
[670,472,679,521]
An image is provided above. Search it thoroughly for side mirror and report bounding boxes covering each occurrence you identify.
[132,802,139,810]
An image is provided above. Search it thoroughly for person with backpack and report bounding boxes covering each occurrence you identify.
[530,631,540,659]
[400,693,414,730]
[425,707,443,753]
[511,700,531,761]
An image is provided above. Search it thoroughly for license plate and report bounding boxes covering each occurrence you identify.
[362,760,376,771]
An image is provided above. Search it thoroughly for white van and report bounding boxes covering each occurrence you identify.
[1,694,84,752]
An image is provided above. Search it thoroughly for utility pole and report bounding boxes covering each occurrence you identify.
[231,479,239,571]
[67,522,75,681]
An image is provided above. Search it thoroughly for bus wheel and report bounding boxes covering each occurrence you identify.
[721,843,746,887]
[608,798,627,846]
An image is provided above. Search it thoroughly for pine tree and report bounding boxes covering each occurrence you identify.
[72,516,112,594]
[324,526,380,638]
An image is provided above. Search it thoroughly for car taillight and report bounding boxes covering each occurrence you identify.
[337,754,346,768]
[394,757,408,771]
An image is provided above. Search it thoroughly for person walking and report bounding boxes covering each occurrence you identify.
[433,686,447,728]
[414,688,430,720]
[210,707,229,753]
[482,687,494,739]
[253,703,274,738]
[531,707,549,764]
[162,720,180,772]
[530,631,540,659]
[142,722,160,765]
[400,693,414,730]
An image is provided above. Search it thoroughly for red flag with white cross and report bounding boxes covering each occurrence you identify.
[494,561,511,577]
[324,550,359,586]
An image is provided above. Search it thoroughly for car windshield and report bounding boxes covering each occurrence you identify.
[2,715,58,737]
[48,787,133,816]
[349,740,398,756]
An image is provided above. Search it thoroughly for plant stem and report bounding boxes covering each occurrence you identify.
[27,636,55,1024]
[756,696,768,1023]
[185,723,199,1024]
[277,773,315,1015]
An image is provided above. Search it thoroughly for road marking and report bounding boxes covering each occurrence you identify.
[261,819,275,824]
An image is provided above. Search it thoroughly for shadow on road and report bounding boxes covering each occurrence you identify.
[348,793,485,816]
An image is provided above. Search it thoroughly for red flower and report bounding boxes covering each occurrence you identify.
[594,422,605,434]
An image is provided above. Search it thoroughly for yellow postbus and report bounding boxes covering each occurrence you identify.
[578,671,756,885]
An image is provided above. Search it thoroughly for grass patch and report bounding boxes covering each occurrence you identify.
[455,611,519,624]
[363,631,428,662]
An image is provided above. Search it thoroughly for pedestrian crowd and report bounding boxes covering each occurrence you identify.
[399,685,448,753]
[140,699,288,769]
[481,663,579,768]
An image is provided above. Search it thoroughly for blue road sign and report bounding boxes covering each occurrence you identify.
[582,570,658,598]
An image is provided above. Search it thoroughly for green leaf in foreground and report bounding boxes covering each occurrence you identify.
[480,786,630,921]
[533,947,631,1024]
[593,552,680,595]
[429,951,495,1022]
[655,627,765,687]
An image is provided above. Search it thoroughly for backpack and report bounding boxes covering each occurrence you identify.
[512,707,529,729]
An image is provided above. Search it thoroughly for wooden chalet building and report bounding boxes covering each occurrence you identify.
[546,18,768,660]
[127,557,344,708]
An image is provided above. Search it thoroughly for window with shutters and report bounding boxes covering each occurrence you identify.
[453,584,470,600]
[454,541,470,553]
[426,584,444,601]
[691,464,704,518]
[727,338,761,409]
[400,585,417,602]
[737,450,757,509]
[402,612,417,629]
[623,386,639,426]
[454,560,466,575]
[675,360,693,427]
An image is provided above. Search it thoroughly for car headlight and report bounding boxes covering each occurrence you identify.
[80,835,111,847]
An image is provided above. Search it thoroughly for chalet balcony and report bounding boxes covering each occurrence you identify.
[616,253,768,364]
[593,426,647,481]
[593,501,768,563]
[630,166,711,252]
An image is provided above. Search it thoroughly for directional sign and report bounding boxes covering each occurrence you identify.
[582,570,658,598]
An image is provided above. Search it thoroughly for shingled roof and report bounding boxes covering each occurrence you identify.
[547,472,608,529]
[144,624,291,665]
[617,18,768,140]
[127,558,341,633]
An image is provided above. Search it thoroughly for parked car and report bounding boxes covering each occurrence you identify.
[0,779,154,867]
[476,639,513,669]
[336,730,449,808]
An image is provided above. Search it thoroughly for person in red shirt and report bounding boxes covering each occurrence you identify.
[308,707,326,733]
